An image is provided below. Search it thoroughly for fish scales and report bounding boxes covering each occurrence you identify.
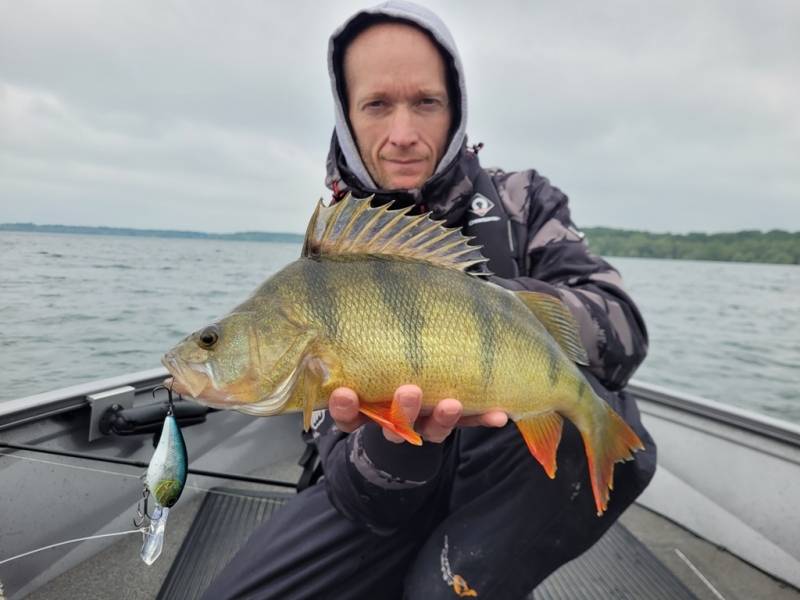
[164,195,644,514]
[368,259,426,378]
[267,256,577,416]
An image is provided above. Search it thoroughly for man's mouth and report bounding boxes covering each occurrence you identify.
[384,158,425,165]
[384,158,427,178]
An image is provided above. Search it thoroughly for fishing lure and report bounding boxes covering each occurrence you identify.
[135,387,188,565]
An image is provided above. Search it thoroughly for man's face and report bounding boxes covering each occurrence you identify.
[344,23,452,190]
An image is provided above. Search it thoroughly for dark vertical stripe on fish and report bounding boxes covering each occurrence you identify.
[577,379,587,401]
[546,339,560,387]
[467,277,497,388]
[371,260,425,376]
[302,260,339,338]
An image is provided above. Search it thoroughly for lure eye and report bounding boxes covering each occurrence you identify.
[198,326,219,349]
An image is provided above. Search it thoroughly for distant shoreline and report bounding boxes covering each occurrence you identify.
[2,222,798,265]
[0,222,304,244]
[583,227,798,266]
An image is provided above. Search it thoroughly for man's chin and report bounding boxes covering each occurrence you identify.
[381,173,428,191]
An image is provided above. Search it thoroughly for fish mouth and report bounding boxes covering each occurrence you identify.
[161,352,240,409]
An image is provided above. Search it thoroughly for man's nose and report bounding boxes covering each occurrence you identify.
[387,106,418,147]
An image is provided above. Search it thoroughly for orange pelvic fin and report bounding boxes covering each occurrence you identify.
[581,404,645,515]
[359,400,423,446]
[515,412,564,479]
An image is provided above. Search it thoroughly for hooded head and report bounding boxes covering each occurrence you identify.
[328,1,468,195]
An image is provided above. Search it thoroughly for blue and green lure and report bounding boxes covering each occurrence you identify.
[136,394,188,565]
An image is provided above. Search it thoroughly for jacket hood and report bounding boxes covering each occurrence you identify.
[326,0,468,196]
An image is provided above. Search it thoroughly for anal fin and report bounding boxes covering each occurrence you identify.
[359,399,422,446]
[515,412,564,478]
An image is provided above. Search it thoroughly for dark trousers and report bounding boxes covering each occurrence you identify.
[202,391,656,600]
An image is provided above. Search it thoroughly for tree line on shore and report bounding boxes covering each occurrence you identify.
[583,228,799,265]
[2,222,798,265]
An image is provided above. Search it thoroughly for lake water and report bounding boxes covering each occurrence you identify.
[2,231,798,423]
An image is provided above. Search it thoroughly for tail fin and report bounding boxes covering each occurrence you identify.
[580,403,645,515]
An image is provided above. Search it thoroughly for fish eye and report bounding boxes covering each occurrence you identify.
[198,325,219,349]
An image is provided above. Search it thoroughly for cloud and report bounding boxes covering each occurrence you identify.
[0,82,321,232]
[1,0,798,233]
[451,0,800,232]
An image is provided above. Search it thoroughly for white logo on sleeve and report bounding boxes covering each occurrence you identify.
[469,194,494,217]
[311,409,326,431]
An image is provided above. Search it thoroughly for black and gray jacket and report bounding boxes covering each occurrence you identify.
[312,0,650,533]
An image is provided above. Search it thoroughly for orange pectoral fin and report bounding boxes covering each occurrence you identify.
[515,412,564,479]
[359,400,422,446]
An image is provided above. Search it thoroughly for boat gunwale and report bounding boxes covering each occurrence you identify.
[0,367,168,431]
[627,380,800,448]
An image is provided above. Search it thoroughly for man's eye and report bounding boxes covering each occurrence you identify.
[364,100,386,111]
[417,98,443,111]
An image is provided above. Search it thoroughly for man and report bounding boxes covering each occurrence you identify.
[203,2,655,598]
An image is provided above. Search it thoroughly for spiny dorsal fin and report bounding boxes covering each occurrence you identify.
[302,194,488,273]
[515,291,590,365]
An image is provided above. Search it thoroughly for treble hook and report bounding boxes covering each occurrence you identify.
[133,487,153,529]
[151,383,179,416]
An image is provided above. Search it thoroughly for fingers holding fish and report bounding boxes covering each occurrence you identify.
[417,397,462,443]
[383,385,423,443]
[415,400,507,442]
[328,384,463,445]
[457,411,509,429]
[328,387,367,433]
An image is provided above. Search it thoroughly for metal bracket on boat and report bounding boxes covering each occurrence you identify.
[98,398,209,441]
[88,386,136,442]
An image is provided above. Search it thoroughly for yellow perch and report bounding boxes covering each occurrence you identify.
[163,195,644,515]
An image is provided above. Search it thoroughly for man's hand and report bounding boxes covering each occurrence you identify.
[328,385,508,444]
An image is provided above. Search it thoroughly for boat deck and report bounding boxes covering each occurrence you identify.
[23,457,799,600]
[621,504,800,600]
[5,374,797,599]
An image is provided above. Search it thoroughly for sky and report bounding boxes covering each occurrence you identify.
[1,0,798,234]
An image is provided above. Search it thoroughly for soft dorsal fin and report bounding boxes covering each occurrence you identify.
[515,291,590,365]
[302,194,488,273]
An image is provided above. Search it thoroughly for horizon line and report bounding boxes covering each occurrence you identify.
[1,221,798,238]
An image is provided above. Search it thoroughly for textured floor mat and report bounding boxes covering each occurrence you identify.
[157,488,292,600]
[159,488,695,599]
[532,522,696,599]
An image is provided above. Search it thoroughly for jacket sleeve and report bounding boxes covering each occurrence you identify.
[311,411,451,535]
[493,170,649,390]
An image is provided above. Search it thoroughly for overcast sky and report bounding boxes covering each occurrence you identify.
[1,1,798,234]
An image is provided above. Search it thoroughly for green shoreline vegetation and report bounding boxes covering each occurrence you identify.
[2,222,798,265]
[583,228,799,265]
